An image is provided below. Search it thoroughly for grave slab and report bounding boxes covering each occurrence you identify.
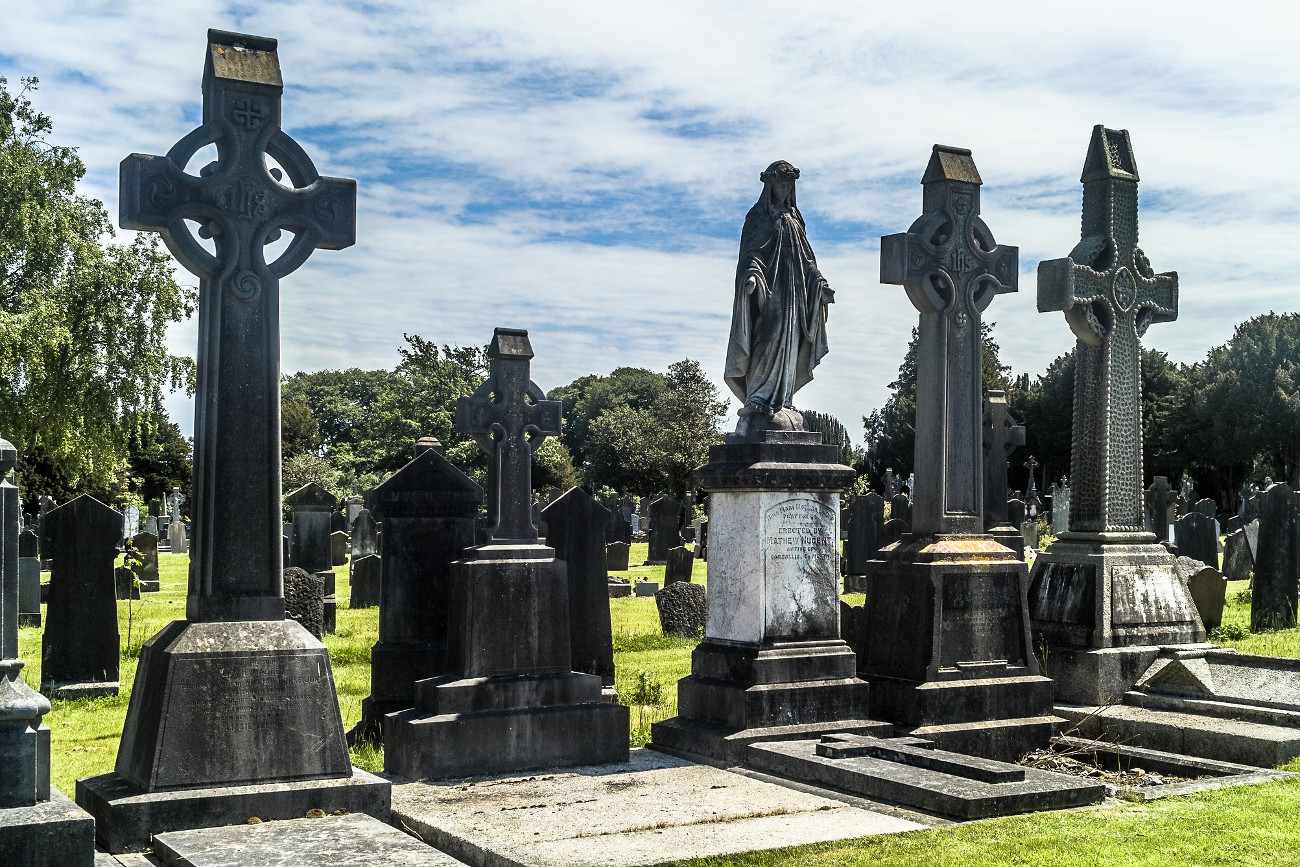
[151,812,465,866]
[389,748,925,867]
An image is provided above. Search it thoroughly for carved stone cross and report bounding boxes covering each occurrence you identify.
[1038,126,1176,535]
[982,390,1025,529]
[881,145,1019,535]
[456,328,562,542]
[1023,455,1043,515]
[119,30,356,622]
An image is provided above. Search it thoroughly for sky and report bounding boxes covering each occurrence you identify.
[4,1,1300,446]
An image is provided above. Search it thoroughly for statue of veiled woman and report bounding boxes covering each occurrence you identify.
[724,160,834,436]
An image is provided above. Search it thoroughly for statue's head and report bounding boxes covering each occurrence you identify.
[760,160,799,208]
[760,160,800,182]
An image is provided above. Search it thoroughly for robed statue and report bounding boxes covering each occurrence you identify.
[724,160,833,436]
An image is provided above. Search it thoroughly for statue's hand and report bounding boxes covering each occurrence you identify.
[743,274,760,296]
[821,278,835,302]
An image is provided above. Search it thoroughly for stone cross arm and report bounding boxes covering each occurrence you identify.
[880,220,1019,315]
[1037,255,1176,345]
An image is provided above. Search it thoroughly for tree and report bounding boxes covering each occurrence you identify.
[281,398,321,459]
[283,452,340,496]
[0,77,196,505]
[548,366,672,467]
[803,410,860,468]
[123,411,192,505]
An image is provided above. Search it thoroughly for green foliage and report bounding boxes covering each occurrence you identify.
[1210,623,1248,642]
[123,411,192,505]
[280,398,321,459]
[532,436,579,492]
[283,452,341,496]
[0,77,196,503]
[803,410,860,468]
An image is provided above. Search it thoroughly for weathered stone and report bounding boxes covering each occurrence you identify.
[1176,558,1226,631]
[115,566,140,601]
[331,531,348,567]
[130,532,160,592]
[286,483,337,576]
[283,568,325,639]
[1175,511,1218,570]
[1052,483,1071,537]
[0,789,95,867]
[634,581,660,597]
[169,521,188,555]
[665,545,695,585]
[348,554,381,610]
[1252,482,1299,631]
[1021,519,1039,550]
[888,493,911,527]
[1007,498,1026,527]
[656,581,707,637]
[983,391,1027,558]
[349,509,378,561]
[542,487,616,686]
[605,541,630,572]
[18,556,40,627]
[647,495,682,564]
[844,493,884,576]
[1222,528,1253,582]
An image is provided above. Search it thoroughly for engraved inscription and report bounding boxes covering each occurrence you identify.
[940,573,1023,667]
[762,496,838,639]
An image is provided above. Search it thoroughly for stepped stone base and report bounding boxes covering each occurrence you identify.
[0,788,95,867]
[652,717,893,767]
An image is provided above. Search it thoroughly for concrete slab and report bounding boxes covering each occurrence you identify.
[390,748,925,867]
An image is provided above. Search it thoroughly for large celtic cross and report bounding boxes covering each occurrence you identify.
[881,145,1019,535]
[457,329,562,543]
[1038,126,1176,536]
[119,30,356,622]
[982,390,1025,530]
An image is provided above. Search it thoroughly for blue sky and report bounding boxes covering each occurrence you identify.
[5,1,1299,445]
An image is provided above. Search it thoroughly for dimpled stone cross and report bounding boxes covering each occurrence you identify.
[1038,126,1176,536]
[881,145,1019,535]
[119,30,356,622]
[457,329,562,542]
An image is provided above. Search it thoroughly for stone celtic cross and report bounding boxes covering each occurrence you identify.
[119,30,356,621]
[1038,126,1176,535]
[457,328,562,542]
[881,145,1019,535]
[982,390,1025,529]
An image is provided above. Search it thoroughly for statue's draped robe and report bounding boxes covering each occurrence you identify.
[724,198,830,413]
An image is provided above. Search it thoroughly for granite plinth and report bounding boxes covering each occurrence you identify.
[76,768,390,854]
[747,735,1103,819]
[151,812,464,866]
[0,788,95,867]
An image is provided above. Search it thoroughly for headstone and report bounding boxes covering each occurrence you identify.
[697,519,709,561]
[609,507,630,545]
[664,546,695,585]
[864,143,1056,760]
[18,555,40,627]
[655,582,707,637]
[76,31,386,854]
[1028,126,1203,706]
[1052,482,1071,537]
[349,509,378,560]
[115,566,140,601]
[1174,512,1218,570]
[283,567,325,639]
[1244,518,1261,562]
[1194,498,1217,519]
[170,520,189,555]
[41,495,122,698]
[605,541,630,572]
[882,469,900,501]
[286,483,339,634]
[131,531,160,592]
[331,530,349,566]
[1251,483,1299,631]
[36,494,55,569]
[344,495,364,529]
[888,493,911,528]
[385,328,627,780]
[608,580,631,599]
[1022,455,1044,518]
[646,495,682,564]
[844,493,884,576]
[541,487,616,687]
[982,390,1026,558]
[1176,558,1227,631]
[330,507,347,535]
[1144,476,1175,542]
[1006,498,1027,527]
[1223,515,1243,536]
[1243,494,1262,523]
[348,554,381,610]
[634,581,660,597]
[1021,519,1039,550]
[1222,528,1253,582]
[880,517,908,550]
[0,437,96,867]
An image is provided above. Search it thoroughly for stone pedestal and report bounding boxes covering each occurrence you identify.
[385,542,628,779]
[1028,532,1205,704]
[860,535,1060,761]
[651,432,878,766]
[0,788,95,867]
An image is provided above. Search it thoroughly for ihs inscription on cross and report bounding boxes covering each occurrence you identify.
[1038,126,1177,536]
[457,329,562,543]
[118,30,356,622]
[880,145,1019,536]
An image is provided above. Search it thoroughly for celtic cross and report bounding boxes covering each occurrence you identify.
[119,30,356,622]
[881,145,1019,535]
[456,329,562,542]
[982,390,1025,530]
[1038,126,1176,536]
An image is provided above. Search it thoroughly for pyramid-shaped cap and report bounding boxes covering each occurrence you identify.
[205,29,282,88]
[284,482,337,509]
[489,327,533,360]
[0,436,15,476]
[1081,125,1138,183]
[374,446,483,510]
[48,494,122,529]
[922,145,982,185]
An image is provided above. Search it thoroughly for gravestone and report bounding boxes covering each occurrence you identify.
[350,509,378,560]
[37,494,55,569]
[983,390,1026,558]
[331,530,349,566]
[287,483,338,635]
[889,493,911,527]
[75,31,387,855]
[1244,518,1261,563]
[284,567,325,639]
[1243,494,1262,523]
[844,493,885,576]
[609,507,630,545]
[1028,127,1203,706]
[1222,528,1253,582]
[131,531,160,592]
[1174,512,1218,570]
[351,436,482,745]
[655,582,707,637]
[880,517,908,550]
[1052,482,1071,537]
[330,507,346,535]
[0,436,96,865]
[115,566,140,601]
[170,520,188,555]
[1144,476,1175,543]
[385,328,627,779]
[697,519,709,561]
[1223,515,1243,536]
[1021,519,1040,550]
[664,545,695,585]
[41,495,122,699]
[1007,498,1027,527]
[348,554,381,610]
[634,580,659,597]
[18,555,40,627]
[542,487,616,687]
[1023,456,1044,518]
[863,144,1057,760]
[646,495,682,564]
[882,469,900,501]
[605,540,630,572]
[1194,498,1217,519]
[1252,483,1299,631]
[1177,558,1226,631]
[608,577,631,598]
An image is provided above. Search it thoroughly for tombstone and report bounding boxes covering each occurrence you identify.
[862,143,1056,760]
[1222,528,1254,582]
[1028,126,1203,706]
[170,521,189,556]
[18,555,40,627]
[844,493,885,576]
[130,531,161,592]
[349,509,379,560]
[1243,493,1262,524]
[882,469,900,501]
[1006,498,1027,527]
[115,566,140,601]
[982,390,1026,558]
[697,519,709,561]
[330,507,347,535]
[76,31,386,854]
[1251,483,1299,631]
[1243,518,1261,563]
[331,530,349,566]
[286,483,339,635]
[542,487,616,687]
[1174,512,1218,570]
[655,581,707,637]
[123,503,140,539]
[1179,560,1227,631]
[0,437,97,866]
[283,567,325,639]
[664,546,695,586]
[646,495,682,564]
[1052,482,1071,537]
[344,495,364,529]
[1223,515,1243,537]
[350,436,482,745]
[385,328,627,779]
[634,580,660,597]
[1023,456,1044,518]
[606,541,630,572]
[609,507,630,545]
[1143,477,1174,542]
[348,554,381,610]
[880,517,908,550]
[887,493,911,528]
[41,495,122,699]
[608,577,631,598]
[36,494,55,569]
[1194,498,1217,519]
